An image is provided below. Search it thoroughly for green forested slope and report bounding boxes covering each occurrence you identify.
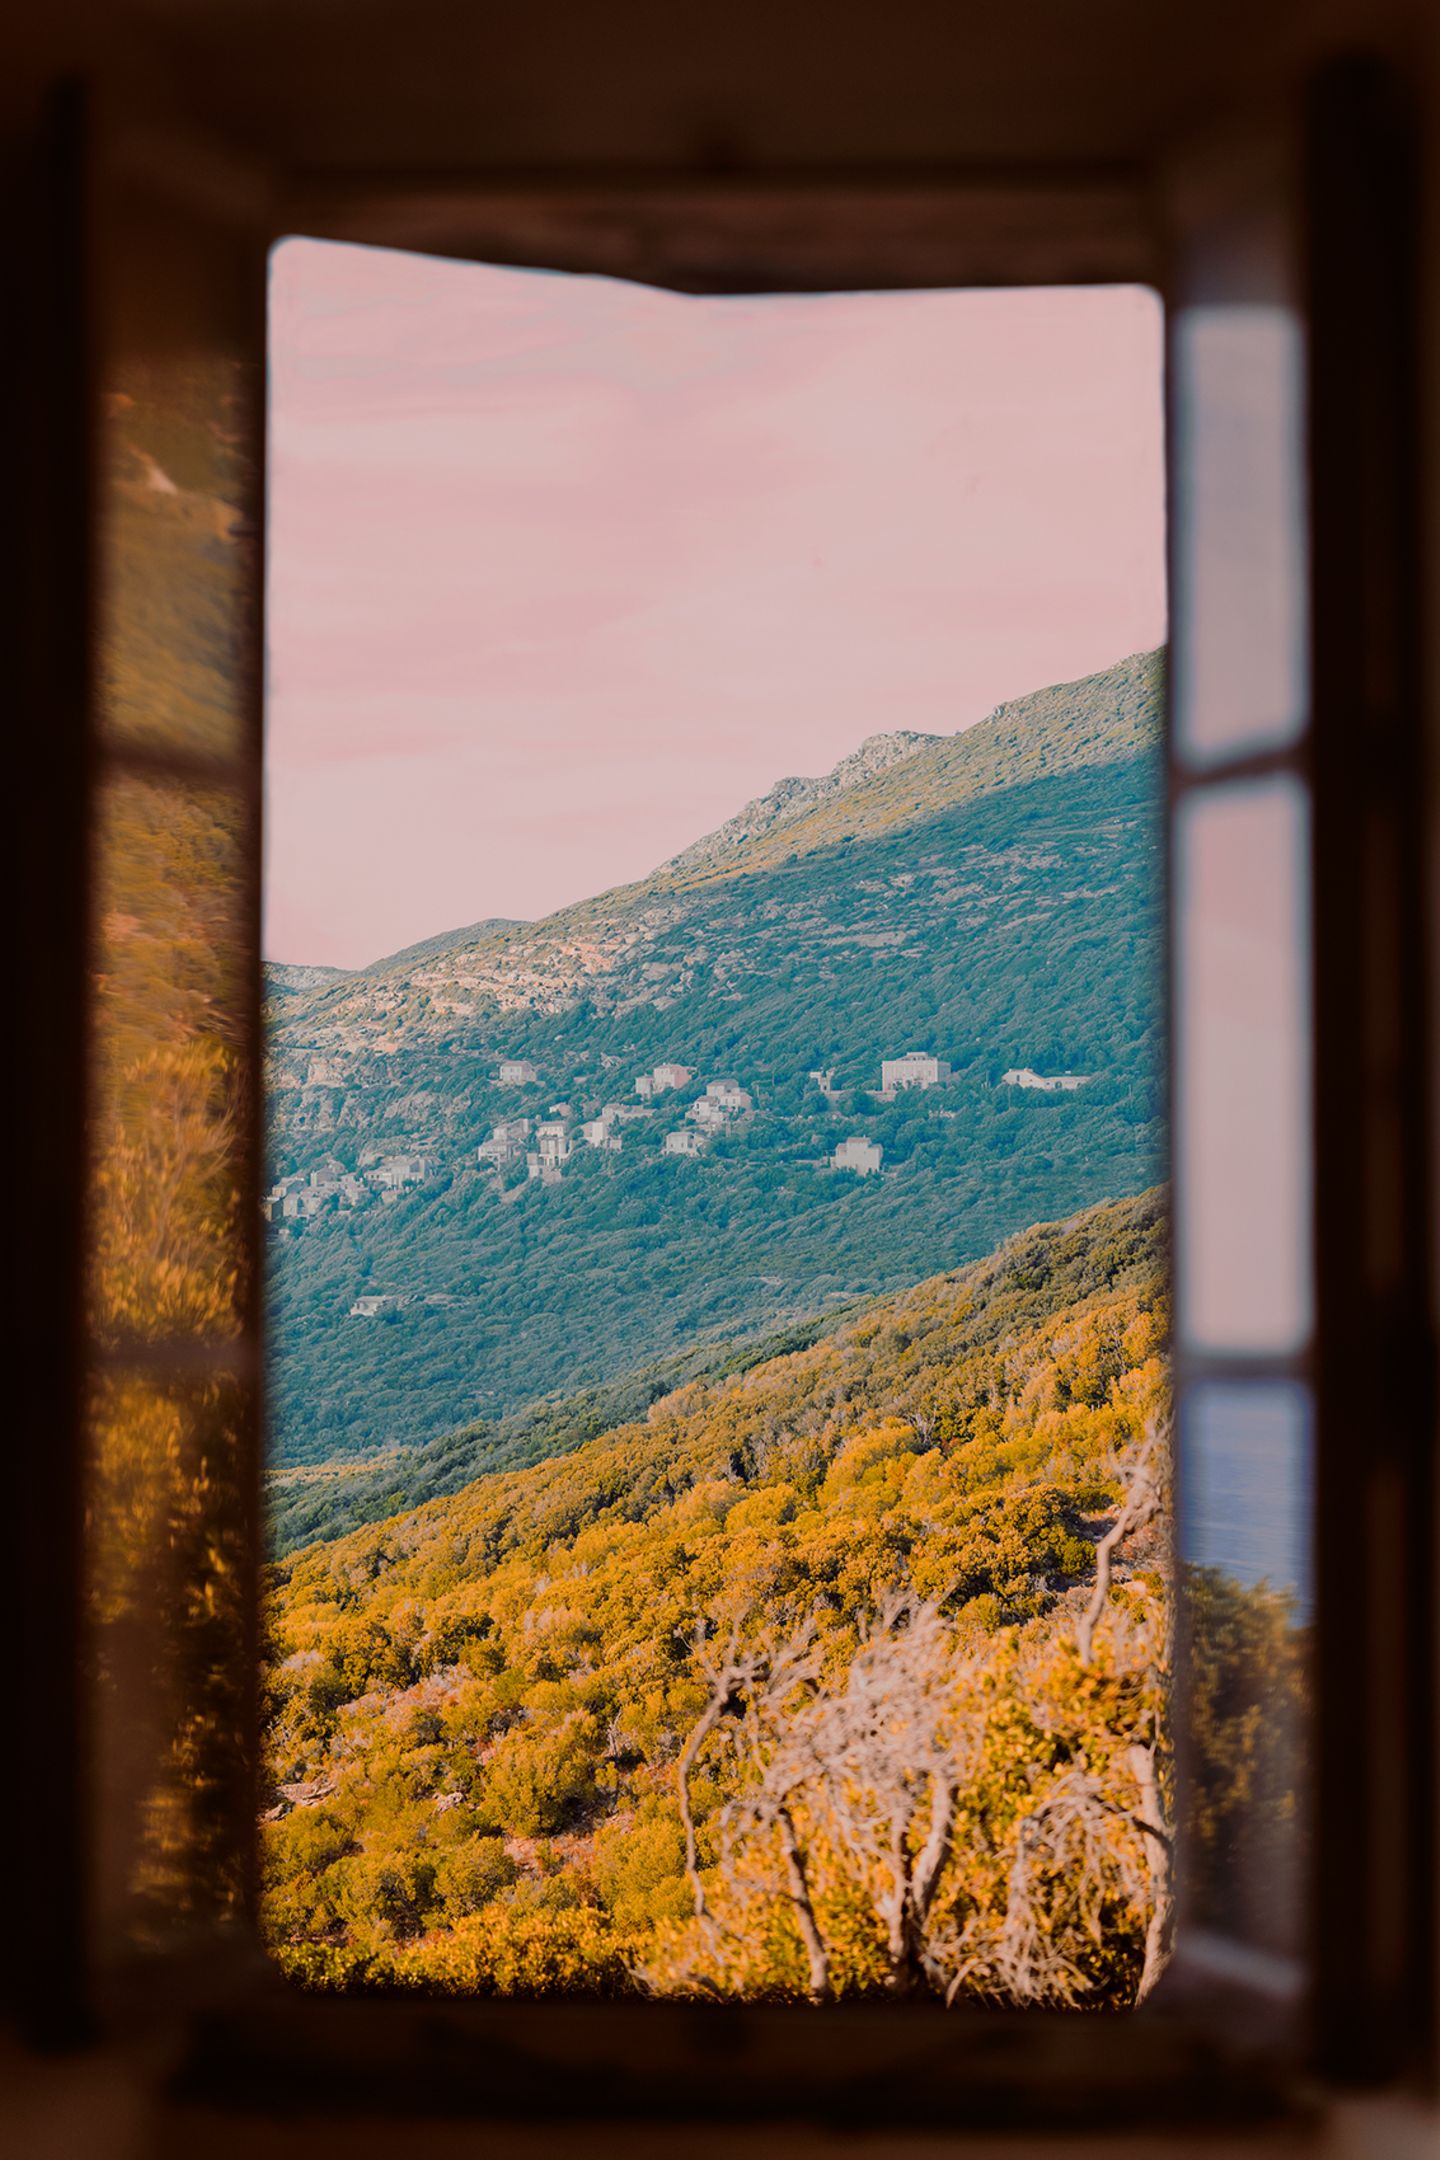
[269,1306,860,1557]
[267,655,1164,1470]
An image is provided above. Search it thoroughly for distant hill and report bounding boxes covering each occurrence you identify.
[357,918,526,980]
[266,650,1165,1469]
[266,962,352,999]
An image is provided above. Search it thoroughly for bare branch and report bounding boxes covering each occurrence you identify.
[1126,1732,1172,1999]
[1077,1424,1165,1666]
[775,1805,830,2001]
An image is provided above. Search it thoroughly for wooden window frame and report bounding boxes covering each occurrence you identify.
[9,50,1434,2133]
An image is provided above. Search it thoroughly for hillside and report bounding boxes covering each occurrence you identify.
[262,1189,1305,2003]
[266,652,1165,1470]
[275,648,1159,1048]
[268,1304,862,1557]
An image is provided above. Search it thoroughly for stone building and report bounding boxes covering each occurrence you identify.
[833,1135,883,1176]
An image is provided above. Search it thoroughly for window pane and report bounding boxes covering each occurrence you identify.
[90,770,249,1348]
[1170,305,1308,764]
[1174,776,1312,1355]
[97,193,258,762]
[1181,1377,1312,1608]
[87,762,253,1957]
[88,1368,250,1957]
[1180,1379,1310,1961]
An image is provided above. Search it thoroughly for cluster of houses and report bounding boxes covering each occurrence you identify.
[475,1062,758,1185]
[263,1149,434,1224]
[280,1047,1096,1230]
[478,1046,1095,1193]
[662,1078,754,1156]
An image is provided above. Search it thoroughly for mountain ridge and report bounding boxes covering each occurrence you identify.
[659,727,940,879]
[273,648,1162,1052]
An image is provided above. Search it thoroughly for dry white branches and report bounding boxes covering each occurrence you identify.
[666,1420,1174,2007]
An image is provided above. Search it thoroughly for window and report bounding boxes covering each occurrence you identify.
[258,250,1172,2005]
[10,50,1433,2129]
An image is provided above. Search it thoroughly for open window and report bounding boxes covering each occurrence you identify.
[9,47,1433,2133]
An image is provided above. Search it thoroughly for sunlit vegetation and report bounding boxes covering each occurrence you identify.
[263,1189,1301,2003]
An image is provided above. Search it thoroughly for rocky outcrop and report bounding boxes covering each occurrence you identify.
[661,730,939,877]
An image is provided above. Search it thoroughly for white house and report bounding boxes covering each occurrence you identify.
[635,1073,656,1101]
[664,1129,704,1157]
[282,1187,329,1219]
[497,1058,539,1086]
[833,1135,883,1176]
[1000,1067,1090,1092]
[581,1116,622,1152]
[881,1050,952,1092]
[372,1153,429,1190]
[349,1293,398,1318]
[478,1118,530,1166]
[704,1079,753,1112]
[651,1062,694,1092]
[526,1120,572,1181]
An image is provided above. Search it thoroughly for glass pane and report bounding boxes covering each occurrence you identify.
[89,1369,249,1956]
[1180,1379,1310,1960]
[1174,776,1312,1356]
[97,194,258,761]
[1170,305,1308,764]
[1182,1378,1312,1609]
[90,770,249,1349]
[88,759,253,1957]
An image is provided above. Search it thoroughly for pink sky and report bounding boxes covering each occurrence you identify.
[265,241,1166,968]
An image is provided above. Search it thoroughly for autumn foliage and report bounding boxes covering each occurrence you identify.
[258,1188,1301,2005]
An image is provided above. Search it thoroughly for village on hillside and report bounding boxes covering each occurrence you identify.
[262,1046,1094,1246]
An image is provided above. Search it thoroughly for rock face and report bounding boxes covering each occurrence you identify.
[661,730,940,877]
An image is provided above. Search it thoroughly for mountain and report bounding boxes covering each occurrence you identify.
[660,728,939,877]
[265,650,1165,1471]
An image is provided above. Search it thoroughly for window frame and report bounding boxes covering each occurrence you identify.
[17,53,1432,2128]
